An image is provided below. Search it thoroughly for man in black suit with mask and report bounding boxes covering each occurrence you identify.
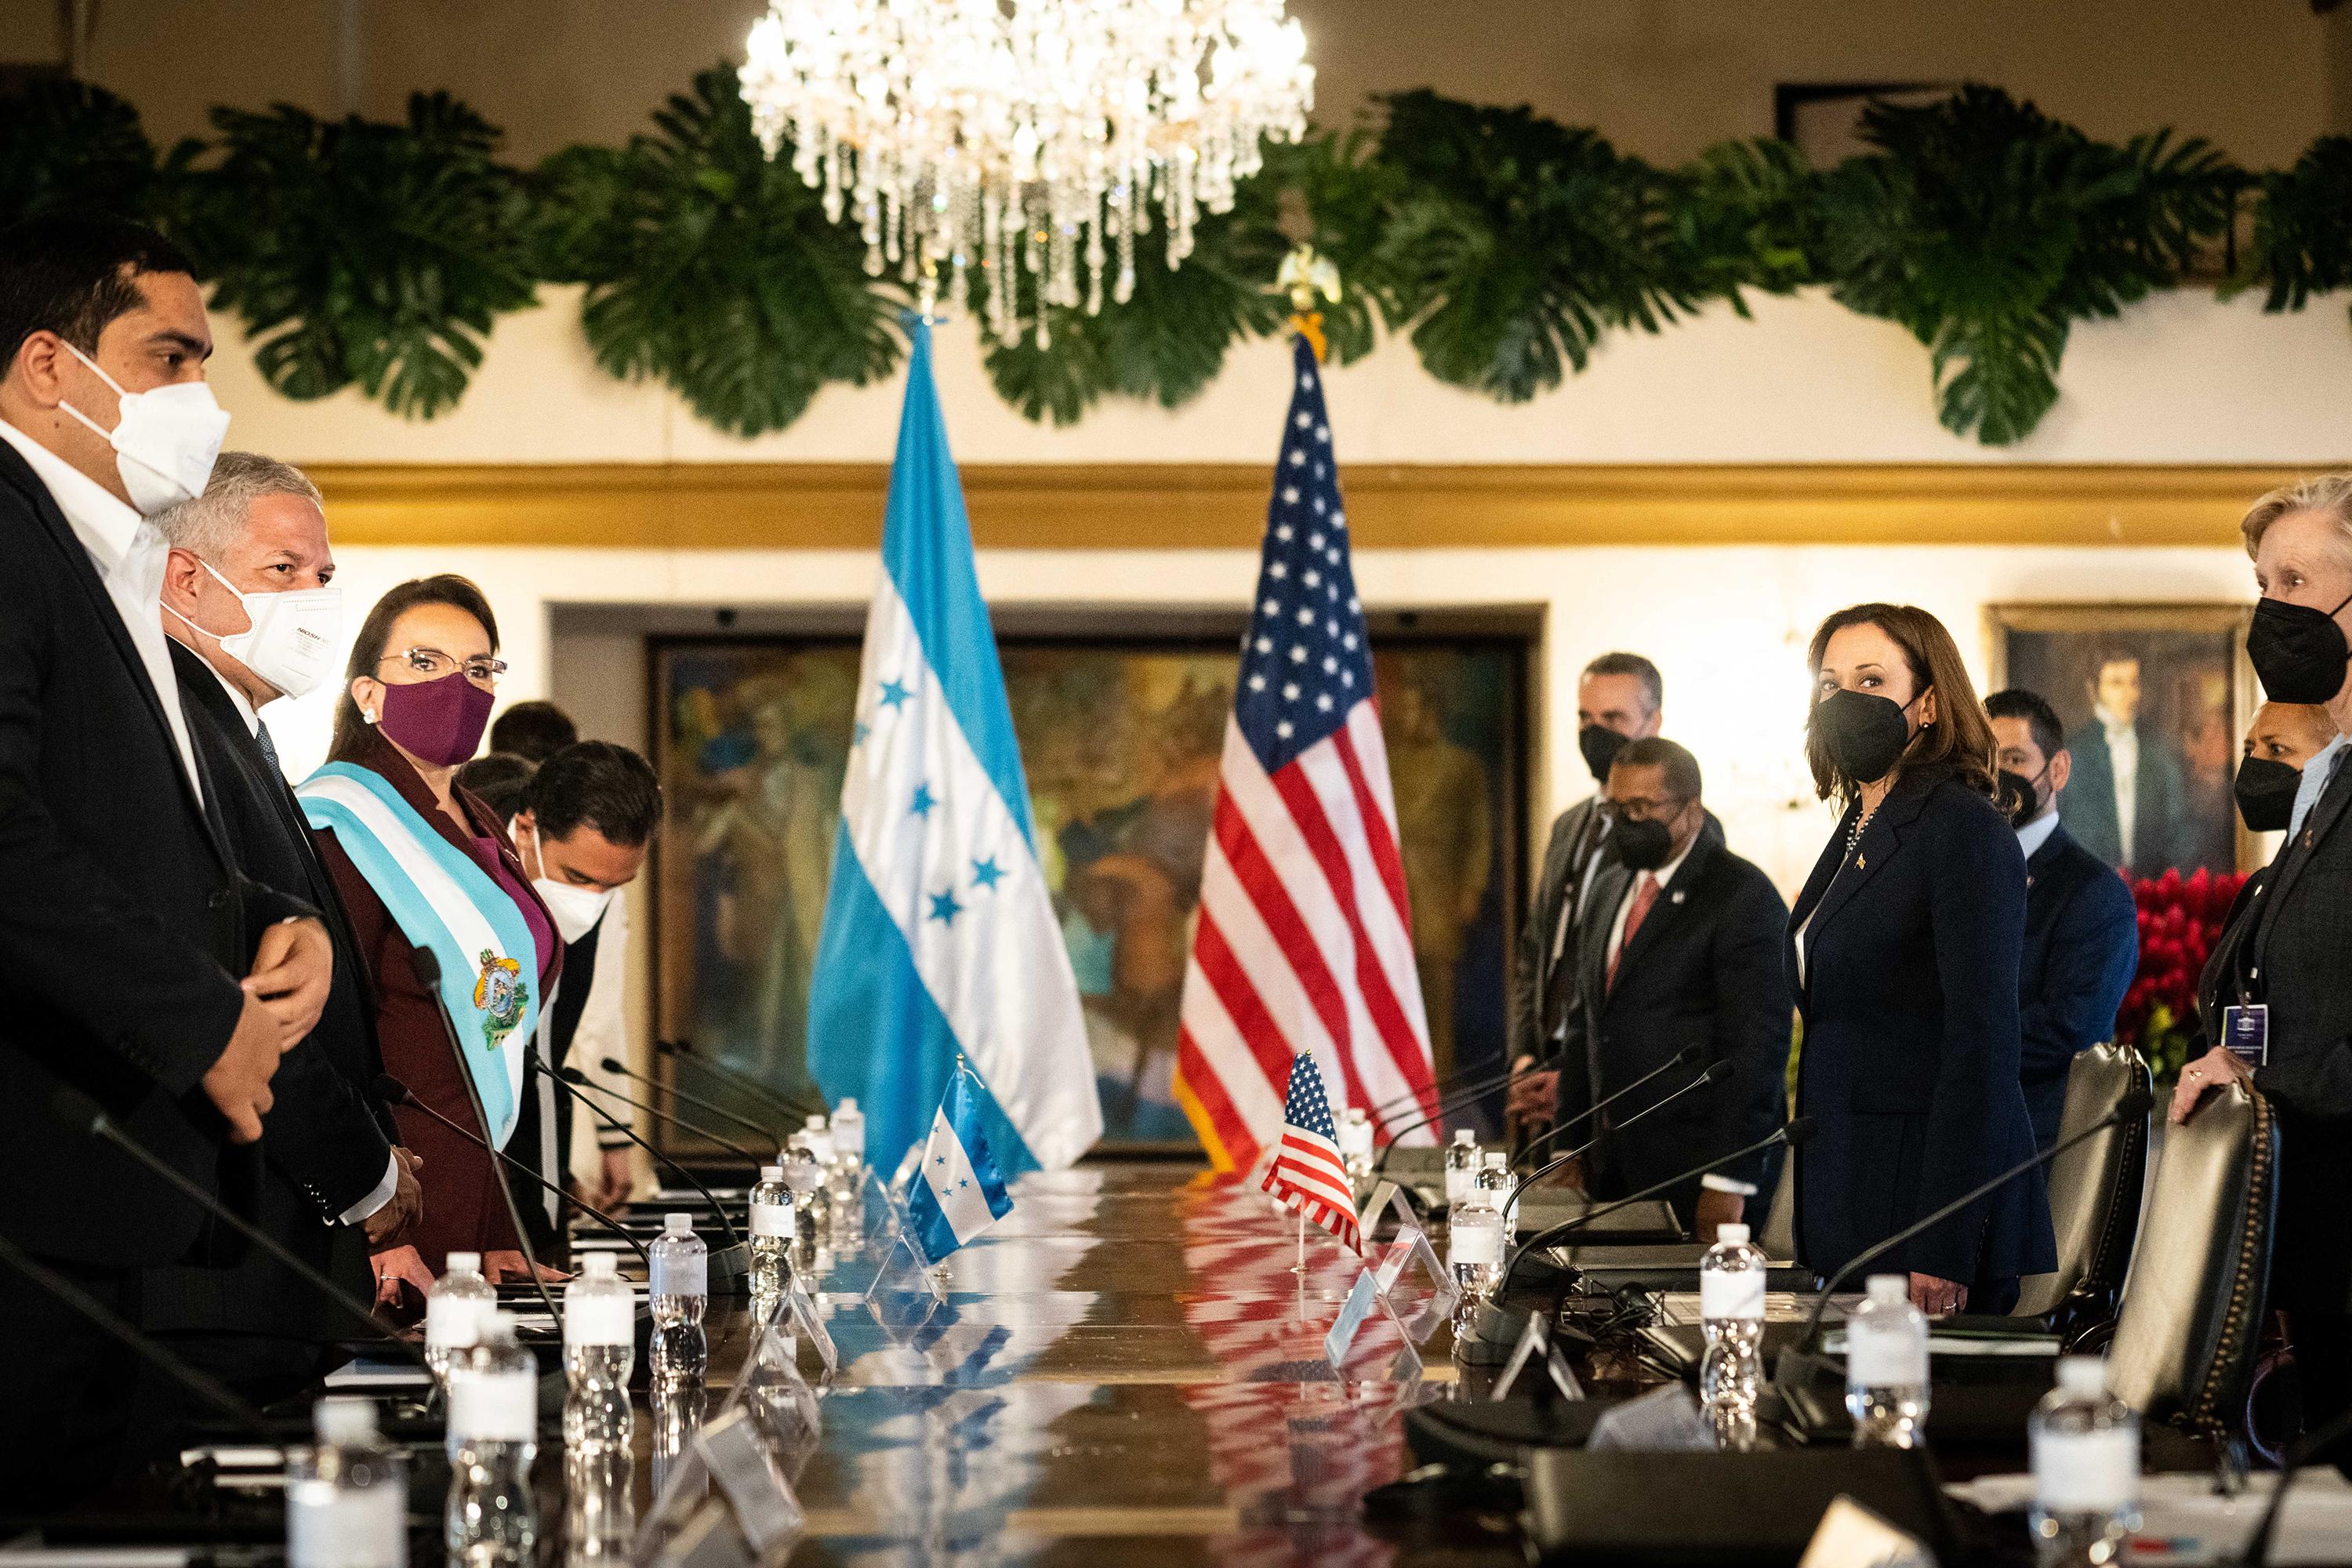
[1552,738,1791,1236]
[0,215,331,1502]
[147,452,424,1399]
[1507,652,1664,1138]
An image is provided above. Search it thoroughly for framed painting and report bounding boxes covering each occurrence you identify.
[1985,603,2259,879]
[648,626,1528,1154]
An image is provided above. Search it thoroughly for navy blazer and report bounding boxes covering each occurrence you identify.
[2016,820,2140,1150]
[1788,764,2056,1287]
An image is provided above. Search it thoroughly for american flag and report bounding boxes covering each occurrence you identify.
[1258,1053,1363,1253]
[1174,334,1440,1172]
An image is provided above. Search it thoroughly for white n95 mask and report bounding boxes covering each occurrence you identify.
[533,876,616,946]
[164,557,343,699]
[57,341,230,516]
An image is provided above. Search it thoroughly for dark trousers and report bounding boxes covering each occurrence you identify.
[2291,1311,2352,1473]
[0,1258,142,1512]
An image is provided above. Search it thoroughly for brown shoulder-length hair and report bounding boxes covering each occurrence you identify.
[1803,602,1998,808]
[328,574,502,764]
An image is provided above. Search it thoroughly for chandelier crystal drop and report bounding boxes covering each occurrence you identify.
[741,0,1313,343]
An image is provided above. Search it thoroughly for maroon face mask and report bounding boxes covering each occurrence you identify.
[376,670,495,766]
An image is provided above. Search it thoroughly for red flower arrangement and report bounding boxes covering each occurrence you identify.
[2111,865,2246,1084]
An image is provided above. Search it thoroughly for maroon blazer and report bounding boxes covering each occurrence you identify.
[310,728,561,1278]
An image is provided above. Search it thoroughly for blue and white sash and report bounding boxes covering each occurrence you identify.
[297,761,539,1147]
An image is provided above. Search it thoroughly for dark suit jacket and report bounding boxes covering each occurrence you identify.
[311,727,560,1273]
[143,641,397,1346]
[2017,819,2141,1150]
[1510,795,1608,1065]
[1554,817,1792,1225]
[0,439,312,1268]
[1788,764,2056,1287]
[2233,754,2352,1311]
[2064,720,2189,879]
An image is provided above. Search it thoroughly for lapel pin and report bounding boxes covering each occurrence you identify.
[1671,890,1686,905]
[1857,854,1867,869]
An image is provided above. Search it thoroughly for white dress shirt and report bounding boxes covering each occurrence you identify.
[2094,704,2137,864]
[198,660,398,1227]
[2014,806,2062,864]
[569,898,641,1163]
[0,416,202,800]
[2291,733,2350,841]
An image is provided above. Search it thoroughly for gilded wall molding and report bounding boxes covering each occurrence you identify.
[310,462,2329,551]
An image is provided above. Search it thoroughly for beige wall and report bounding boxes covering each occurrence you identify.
[9,0,2336,165]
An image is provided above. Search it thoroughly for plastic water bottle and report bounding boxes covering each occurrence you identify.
[1447,1173,1504,1321]
[648,1213,708,1385]
[800,1114,837,1167]
[1337,1108,1374,1186]
[1443,1128,1481,1207]
[748,1163,795,1321]
[1481,1152,1515,1245]
[287,1399,406,1568]
[424,1250,495,1388]
[1698,1222,1766,1451]
[2030,1357,2141,1566]
[444,1312,537,1566]
[1846,1273,1931,1448]
[830,1098,866,1178]
[561,1252,635,1455]
[784,1132,832,1265]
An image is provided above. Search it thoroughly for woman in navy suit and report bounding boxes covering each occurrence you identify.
[1788,604,2055,1315]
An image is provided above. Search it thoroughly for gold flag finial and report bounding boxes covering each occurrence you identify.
[1276,244,1342,362]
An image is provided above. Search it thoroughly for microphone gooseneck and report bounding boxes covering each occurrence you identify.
[598,1055,786,1156]
[569,1070,771,1165]
[373,1074,650,1267]
[552,1067,746,1252]
[48,1087,427,1367]
[1504,1056,1728,1225]
[1512,1044,1703,1171]
[655,1039,822,1122]
[1371,1065,1523,1167]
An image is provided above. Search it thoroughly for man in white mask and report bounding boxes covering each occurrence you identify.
[504,738,662,1236]
[0,214,332,1499]
[148,453,429,1401]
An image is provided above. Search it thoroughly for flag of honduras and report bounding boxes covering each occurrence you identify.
[905,1065,1016,1261]
[807,317,1105,1181]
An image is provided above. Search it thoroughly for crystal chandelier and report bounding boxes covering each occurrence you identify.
[741,0,1313,343]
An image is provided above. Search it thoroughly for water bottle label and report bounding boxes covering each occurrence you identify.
[1846,1323,1929,1387]
[2033,1425,2139,1512]
[288,1478,408,1568]
[423,1294,485,1348]
[1700,1268,1766,1321]
[651,1250,707,1298]
[1449,1219,1501,1268]
[565,1293,634,1347]
[751,1202,795,1239]
[448,1369,537,1443]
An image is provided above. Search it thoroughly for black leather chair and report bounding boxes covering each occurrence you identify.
[2012,1043,2151,1336]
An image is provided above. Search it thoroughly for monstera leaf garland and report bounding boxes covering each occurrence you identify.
[535,65,902,439]
[2235,136,2352,324]
[1818,85,2234,446]
[183,93,536,419]
[0,80,159,226]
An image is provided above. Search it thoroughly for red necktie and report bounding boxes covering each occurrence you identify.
[1608,873,1661,993]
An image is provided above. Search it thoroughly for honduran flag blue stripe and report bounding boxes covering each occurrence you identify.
[806,317,1103,1180]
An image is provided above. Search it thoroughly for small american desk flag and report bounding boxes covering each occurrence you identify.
[1260,1053,1360,1254]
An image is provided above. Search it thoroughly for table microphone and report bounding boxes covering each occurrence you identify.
[372,1074,650,1269]
[1774,1085,2156,1393]
[568,1069,773,1165]
[551,1068,746,1251]
[48,1087,427,1367]
[654,1039,822,1122]
[1512,1045,1703,1171]
[1505,1058,1729,1224]
[599,1055,790,1154]
[0,1225,267,1432]
[1364,1055,1535,1122]
[1372,1069,1524,1168]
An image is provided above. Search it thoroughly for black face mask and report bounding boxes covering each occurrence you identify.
[1997,766,2049,831]
[1813,688,1917,786]
[1610,813,1678,872]
[2248,590,2352,705]
[2234,754,2301,833]
[1579,723,1629,784]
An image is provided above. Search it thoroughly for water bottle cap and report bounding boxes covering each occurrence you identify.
[583,1251,619,1278]
[664,1212,694,1236]
[1345,1107,1367,1123]
[314,1398,376,1443]
[806,1114,828,1131]
[838,1098,858,1114]
[1485,1152,1508,1169]
[1866,1274,1908,1304]
[1715,1223,1749,1244]
[2056,1356,2108,1396]
[446,1250,482,1274]
[1453,1129,1475,1145]
[760,1165,783,1181]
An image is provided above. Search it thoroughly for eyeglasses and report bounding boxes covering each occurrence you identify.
[380,646,506,683]
[1601,795,1689,826]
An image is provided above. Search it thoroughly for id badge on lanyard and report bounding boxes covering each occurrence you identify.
[2220,1004,2269,1069]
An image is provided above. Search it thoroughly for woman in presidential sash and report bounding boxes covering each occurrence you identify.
[299,575,562,1302]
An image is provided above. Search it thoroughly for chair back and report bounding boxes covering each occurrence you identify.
[2106,1080,2278,1434]
[2012,1044,2151,1320]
